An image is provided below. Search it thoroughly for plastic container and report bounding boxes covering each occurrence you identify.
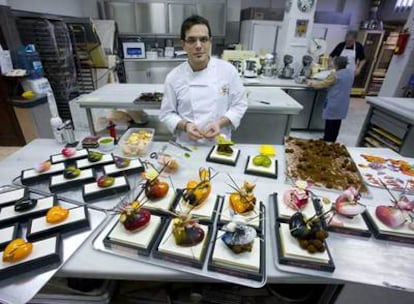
[118,128,154,157]
[17,45,44,79]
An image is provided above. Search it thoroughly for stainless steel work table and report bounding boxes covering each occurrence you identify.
[76,83,303,144]
[0,140,413,298]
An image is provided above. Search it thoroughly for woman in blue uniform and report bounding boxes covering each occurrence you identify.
[308,56,354,142]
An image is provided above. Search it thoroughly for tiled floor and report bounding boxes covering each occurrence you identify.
[291,97,370,146]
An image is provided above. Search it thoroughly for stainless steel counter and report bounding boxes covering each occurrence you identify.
[357,96,414,157]
[77,84,303,144]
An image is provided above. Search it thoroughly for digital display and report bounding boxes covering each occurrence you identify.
[127,48,143,56]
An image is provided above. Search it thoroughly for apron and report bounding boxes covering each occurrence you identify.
[176,66,231,145]
[340,44,356,72]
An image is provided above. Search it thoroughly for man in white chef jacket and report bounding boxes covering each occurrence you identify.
[159,15,247,144]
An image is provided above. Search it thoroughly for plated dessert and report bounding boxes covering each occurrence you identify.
[105,200,164,255]
[103,155,144,177]
[155,213,210,269]
[82,175,130,202]
[206,135,240,166]
[49,167,96,192]
[0,195,55,227]
[0,235,62,281]
[26,205,90,241]
[21,161,65,185]
[363,186,414,244]
[75,151,114,169]
[50,148,88,164]
[244,155,278,179]
[209,215,263,281]
[285,137,367,193]
[175,168,219,221]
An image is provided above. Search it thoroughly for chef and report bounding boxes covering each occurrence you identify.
[330,31,366,76]
[159,15,247,144]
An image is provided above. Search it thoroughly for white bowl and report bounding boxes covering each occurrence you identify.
[98,137,115,152]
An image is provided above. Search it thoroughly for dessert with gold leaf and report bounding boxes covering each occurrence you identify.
[182,168,216,209]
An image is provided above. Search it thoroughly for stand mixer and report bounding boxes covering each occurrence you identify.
[300,55,313,78]
[279,54,294,79]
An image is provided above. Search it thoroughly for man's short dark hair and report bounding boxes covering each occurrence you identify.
[335,56,348,70]
[180,15,212,40]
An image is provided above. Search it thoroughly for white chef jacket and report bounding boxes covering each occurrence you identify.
[159,57,247,144]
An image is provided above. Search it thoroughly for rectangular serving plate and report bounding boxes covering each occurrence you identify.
[50,149,88,164]
[0,223,19,251]
[0,235,62,282]
[0,186,27,208]
[275,222,335,273]
[208,207,266,282]
[103,158,144,177]
[0,195,56,228]
[104,213,167,256]
[49,169,96,193]
[244,156,278,179]
[26,205,90,242]
[208,233,264,282]
[21,163,65,185]
[75,153,114,169]
[152,218,212,269]
[362,209,414,245]
[218,200,264,232]
[206,145,241,167]
[82,176,130,202]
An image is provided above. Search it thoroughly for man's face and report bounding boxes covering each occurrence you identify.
[182,24,211,69]
[345,35,355,47]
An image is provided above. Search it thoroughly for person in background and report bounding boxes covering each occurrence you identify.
[307,56,354,142]
[330,31,366,77]
[159,15,247,144]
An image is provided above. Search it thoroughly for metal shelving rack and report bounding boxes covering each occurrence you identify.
[15,18,78,120]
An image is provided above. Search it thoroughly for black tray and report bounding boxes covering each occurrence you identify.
[244,156,278,179]
[49,169,96,193]
[26,205,90,242]
[103,158,145,177]
[275,222,335,273]
[75,153,114,169]
[50,149,88,164]
[21,163,65,185]
[0,195,56,228]
[0,223,19,251]
[104,214,167,257]
[0,234,62,282]
[206,145,240,166]
[362,210,414,245]
[0,186,28,208]
[82,176,131,202]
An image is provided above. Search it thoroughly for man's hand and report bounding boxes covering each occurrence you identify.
[203,120,221,140]
[186,122,204,141]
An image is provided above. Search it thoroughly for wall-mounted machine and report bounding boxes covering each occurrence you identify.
[122,41,146,59]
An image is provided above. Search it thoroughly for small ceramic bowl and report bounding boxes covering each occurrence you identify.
[98,137,115,152]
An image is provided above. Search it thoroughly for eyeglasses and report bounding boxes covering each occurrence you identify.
[184,36,210,45]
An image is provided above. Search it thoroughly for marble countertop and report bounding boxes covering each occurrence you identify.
[1,140,413,291]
